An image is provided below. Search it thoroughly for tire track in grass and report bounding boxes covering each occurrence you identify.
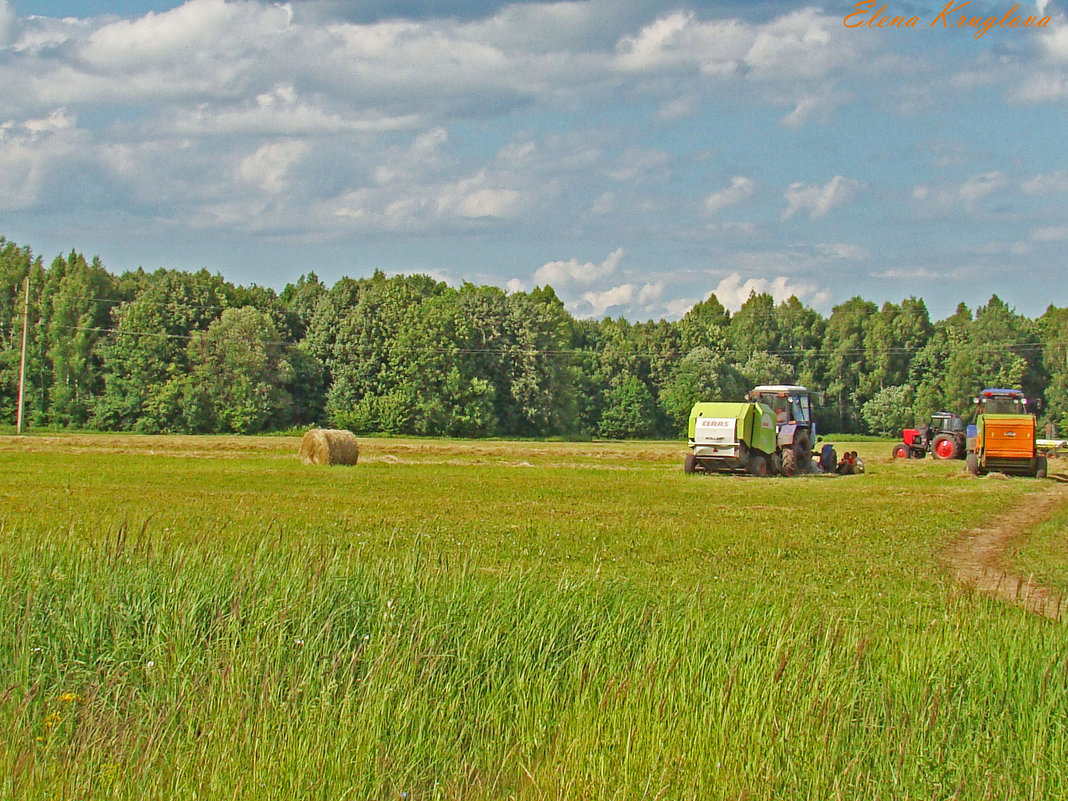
[942,477,1068,620]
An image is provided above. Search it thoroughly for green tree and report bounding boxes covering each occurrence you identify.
[93,269,234,431]
[861,384,916,436]
[677,294,730,353]
[183,307,297,434]
[729,291,779,361]
[823,297,877,432]
[773,295,825,386]
[659,347,746,435]
[598,375,659,439]
[40,251,118,426]
[1038,305,1068,434]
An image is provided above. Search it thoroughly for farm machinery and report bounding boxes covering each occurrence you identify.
[892,412,966,460]
[685,385,828,476]
[965,388,1047,478]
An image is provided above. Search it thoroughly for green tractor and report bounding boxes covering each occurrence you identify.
[748,385,821,476]
[684,385,827,477]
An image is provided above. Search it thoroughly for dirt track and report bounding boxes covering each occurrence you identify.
[942,477,1068,620]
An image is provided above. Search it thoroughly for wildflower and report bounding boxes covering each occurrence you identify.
[146,661,155,669]
[44,712,62,729]
[57,692,83,704]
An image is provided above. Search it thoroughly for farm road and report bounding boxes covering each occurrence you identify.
[942,477,1068,620]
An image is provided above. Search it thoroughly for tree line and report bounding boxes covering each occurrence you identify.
[2,236,1065,438]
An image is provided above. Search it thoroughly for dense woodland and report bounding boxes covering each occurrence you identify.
[1,236,1065,438]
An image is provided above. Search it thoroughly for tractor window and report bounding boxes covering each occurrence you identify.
[756,393,790,423]
[980,396,1026,414]
[790,396,810,423]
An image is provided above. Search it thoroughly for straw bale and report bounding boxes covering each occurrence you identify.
[299,428,359,466]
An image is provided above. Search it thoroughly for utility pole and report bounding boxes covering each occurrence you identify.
[16,276,29,435]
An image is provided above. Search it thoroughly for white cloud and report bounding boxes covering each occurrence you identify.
[574,281,663,318]
[709,272,831,311]
[1031,226,1068,241]
[534,248,624,286]
[0,0,14,46]
[816,242,868,259]
[1022,170,1068,194]
[435,171,523,219]
[912,171,1008,211]
[872,267,939,280]
[1037,13,1068,61]
[239,140,308,194]
[614,7,862,87]
[0,110,82,210]
[505,277,525,293]
[782,175,861,220]
[704,176,756,214]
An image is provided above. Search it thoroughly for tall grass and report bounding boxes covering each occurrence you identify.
[1,435,1064,799]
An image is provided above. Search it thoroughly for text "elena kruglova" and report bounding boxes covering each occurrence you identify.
[844,1,1052,38]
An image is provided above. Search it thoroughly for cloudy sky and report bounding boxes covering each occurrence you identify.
[2,0,1066,320]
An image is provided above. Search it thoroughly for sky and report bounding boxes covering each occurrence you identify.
[1,0,1066,322]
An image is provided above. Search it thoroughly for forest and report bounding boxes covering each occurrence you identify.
[1,236,1065,439]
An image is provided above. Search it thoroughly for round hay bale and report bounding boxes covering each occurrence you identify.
[299,429,359,466]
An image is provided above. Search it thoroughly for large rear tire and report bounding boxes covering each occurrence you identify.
[683,452,696,474]
[748,452,769,477]
[781,448,799,477]
[932,433,958,460]
[892,443,910,459]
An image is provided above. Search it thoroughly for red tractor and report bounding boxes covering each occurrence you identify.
[892,412,966,460]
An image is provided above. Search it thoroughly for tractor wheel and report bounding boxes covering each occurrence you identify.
[684,453,697,474]
[781,448,799,477]
[1036,456,1048,479]
[966,453,979,476]
[769,452,782,475]
[892,443,910,459]
[748,452,769,477]
[932,434,959,460]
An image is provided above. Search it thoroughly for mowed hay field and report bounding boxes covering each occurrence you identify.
[1,434,1067,800]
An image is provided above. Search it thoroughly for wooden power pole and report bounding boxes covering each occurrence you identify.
[16,276,29,434]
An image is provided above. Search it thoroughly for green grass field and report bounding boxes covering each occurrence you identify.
[1,434,1066,800]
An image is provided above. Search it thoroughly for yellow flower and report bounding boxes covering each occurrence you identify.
[44,712,62,729]
[57,692,83,703]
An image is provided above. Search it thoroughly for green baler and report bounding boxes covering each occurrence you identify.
[684,401,778,476]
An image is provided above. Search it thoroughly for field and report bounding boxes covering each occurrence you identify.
[1,434,1067,800]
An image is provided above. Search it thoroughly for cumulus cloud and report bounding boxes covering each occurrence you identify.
[0,110,82,210]
[574,281,664,318]
[782,175,861,220]
[816,242,868,259]
[0,0,14,46]
[704,176,755,214]
[1037,13,1068,61]
[239,140,308,194]
[1031,225,1068,241]
[912,171,1008,211]
[1022,170,1068,194]
[710,273,831,311]
[614,8,855,82]
[534,248,624,286]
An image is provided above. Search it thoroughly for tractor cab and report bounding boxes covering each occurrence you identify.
[748,385,812,428]
[930,412,965,434]
[747,385,818,474]
[974,388,1029,415]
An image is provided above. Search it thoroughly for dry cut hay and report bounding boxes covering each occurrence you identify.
[299,429,359,466]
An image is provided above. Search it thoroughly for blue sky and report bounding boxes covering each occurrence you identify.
[2,0,1066,321]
